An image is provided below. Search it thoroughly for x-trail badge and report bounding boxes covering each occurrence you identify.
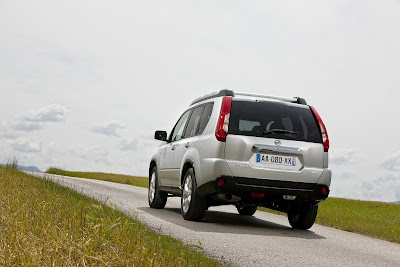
[274,140,281,146]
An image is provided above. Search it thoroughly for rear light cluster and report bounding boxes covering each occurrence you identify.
[309,106,329,152]
[215,97,232,142]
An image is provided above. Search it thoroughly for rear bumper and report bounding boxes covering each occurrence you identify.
[197,175,330,202]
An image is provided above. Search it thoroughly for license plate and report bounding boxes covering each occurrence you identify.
[256,154,297,166]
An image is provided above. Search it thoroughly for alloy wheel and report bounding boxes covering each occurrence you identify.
[149,172,156,203]
[182,174,193,213]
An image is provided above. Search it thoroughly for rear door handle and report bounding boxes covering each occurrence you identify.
[185,142,190,148]
[252,144,303,155]
[171,145,176,150]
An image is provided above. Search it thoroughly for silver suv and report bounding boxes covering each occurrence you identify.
[149,89,331,229]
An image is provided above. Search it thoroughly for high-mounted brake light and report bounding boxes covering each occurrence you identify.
[310,106,329,152]
[215,97,232,142]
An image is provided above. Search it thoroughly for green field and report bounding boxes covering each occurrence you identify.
[0,166,220,266]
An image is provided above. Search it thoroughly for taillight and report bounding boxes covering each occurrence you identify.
[310,106,329,152]
[215,96,232,142]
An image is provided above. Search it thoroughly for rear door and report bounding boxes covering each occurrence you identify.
[171,105,205,182]
[225,100,325,184]
[158,109,191,186]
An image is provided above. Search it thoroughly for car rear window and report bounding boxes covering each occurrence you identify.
[228,100,322,143]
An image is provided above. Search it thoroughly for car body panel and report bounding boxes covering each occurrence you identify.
[224,135,326,184]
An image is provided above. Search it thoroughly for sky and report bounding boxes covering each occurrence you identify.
[1,0,400,202]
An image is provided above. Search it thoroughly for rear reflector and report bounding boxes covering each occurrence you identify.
[215,97,232,142]
[322,186,329,195]
[217,178,226,186]
[252,193,265,198]
[310,106,329,152]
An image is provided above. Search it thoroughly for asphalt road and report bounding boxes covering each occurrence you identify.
[32,173,400,267]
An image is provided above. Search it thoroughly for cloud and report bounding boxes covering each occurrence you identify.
[11,138,41,153]
[360,174,400,202]
[94,149,112,165]
[23,104,68,123]
[329,148,358,165]
[66,144,111,165]
[120,138,138,151]
[6,104,69,133]
[332,171,354,180]
[92,120,125,137]
[331,173,400,202]
[0,121,17,139]
[381,151,400,171]
[11,121,45,132]
[42,142,113,170]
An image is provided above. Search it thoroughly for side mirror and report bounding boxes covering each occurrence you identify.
[154,130,168,141]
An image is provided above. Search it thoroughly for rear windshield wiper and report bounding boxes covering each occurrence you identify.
[262,129,298,136]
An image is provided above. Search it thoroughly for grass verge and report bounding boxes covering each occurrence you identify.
[1,166,220,266]
[259,197,400,244]
[46,167,148,188]
[45,168,400,244]
[316,197,400,243]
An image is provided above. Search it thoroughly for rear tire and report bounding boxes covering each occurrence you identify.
[287,202,318,230]
[236,204,257,216]
[148,166,167,209]
[181,168,206,221]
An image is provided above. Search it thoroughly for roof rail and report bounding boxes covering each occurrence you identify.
[235,92,308,105]
[234,92,297,103]
[190,89,307,106]
[190,89,234,105]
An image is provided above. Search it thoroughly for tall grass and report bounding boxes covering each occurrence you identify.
[0,166,220,266]
[5,156,18,170]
